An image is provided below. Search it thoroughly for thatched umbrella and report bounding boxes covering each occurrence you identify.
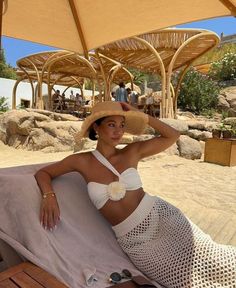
[1,0,235,57]
[98,28,220,118]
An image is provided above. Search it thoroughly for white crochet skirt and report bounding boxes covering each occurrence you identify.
[112,194,236,288]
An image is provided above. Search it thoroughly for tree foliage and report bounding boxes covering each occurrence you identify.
[0,96,9,112]
[0,50,17,80]
[209,52,236,81]
[128,68,148,86]
[178,68,219,114]
[193,43,236,66]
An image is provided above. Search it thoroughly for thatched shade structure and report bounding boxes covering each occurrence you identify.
[15,50,134,109]
[14,69,85,109]
[97,28,220,118]
[89,53,134,100]
[1,0,235,57]
[193,63,212,74]
[15,51,93,109]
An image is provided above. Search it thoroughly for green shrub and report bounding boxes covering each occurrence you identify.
[201,108,217,119]
[0,96,9,112]
[209,52,236,81]
[178,68,220,115]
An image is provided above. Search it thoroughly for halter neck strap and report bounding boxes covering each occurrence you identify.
[91,150,121,178]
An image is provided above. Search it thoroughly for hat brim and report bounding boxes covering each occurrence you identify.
[74,110,148,143]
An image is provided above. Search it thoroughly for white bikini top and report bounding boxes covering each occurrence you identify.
[87,150,143,209]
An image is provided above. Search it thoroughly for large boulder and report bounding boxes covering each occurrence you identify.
[160,118,189,134]
[186,120,219,132]
[0,109,82,152]
[217,95,230,111]
[218,86,236,115]
[186,129,212,141]
[177,135,202,160]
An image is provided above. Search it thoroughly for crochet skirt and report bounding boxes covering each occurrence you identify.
[112,193,236,288]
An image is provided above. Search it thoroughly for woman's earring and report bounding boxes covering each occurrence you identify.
[95,132,99,139]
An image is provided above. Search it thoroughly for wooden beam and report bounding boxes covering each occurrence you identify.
[219,0,236,15]
[0,0,3,52]
[68,0,88,58]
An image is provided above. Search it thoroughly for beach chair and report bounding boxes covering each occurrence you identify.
[0,163,161,288]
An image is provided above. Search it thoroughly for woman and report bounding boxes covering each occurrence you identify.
[35,101,236,288]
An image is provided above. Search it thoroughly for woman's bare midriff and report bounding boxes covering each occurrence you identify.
[99,188,145,226]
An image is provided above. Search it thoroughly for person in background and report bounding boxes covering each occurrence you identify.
[70,90,75,100]
[127,88,138,108]
[115,82,128,103]
[52,90,60,103]
[144,93,155,116]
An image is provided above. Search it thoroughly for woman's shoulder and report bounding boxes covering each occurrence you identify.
[68,151,94,162]
[61,150,95,172]
[117,143,140,163]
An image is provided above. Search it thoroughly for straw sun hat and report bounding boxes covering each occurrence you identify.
[74,101,148,143]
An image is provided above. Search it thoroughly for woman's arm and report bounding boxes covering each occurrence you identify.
[34,154,84,230]
[35,155,78,196]
[121,102,180,159]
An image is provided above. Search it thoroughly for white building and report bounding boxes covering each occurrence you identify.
[0,77,97,109]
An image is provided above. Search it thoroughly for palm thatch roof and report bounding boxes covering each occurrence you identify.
[15,50,134,109]
[97,28,220,74]
[97,28,220,118]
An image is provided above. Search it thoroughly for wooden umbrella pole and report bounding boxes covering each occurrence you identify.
[0,0,3,60]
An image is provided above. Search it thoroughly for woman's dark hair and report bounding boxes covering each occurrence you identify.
[88,117,106,140]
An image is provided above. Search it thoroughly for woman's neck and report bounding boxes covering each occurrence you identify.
[96,142,117,159]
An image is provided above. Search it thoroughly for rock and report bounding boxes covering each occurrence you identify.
[229,99,236,110]
[133,134,154,142]
[0,109,82,152]
[227,108,236,117]
[26,108,53,116]
[0,127,6,144]
[52,113,78,121]
[160,118,189,134]
[217,95,230,111]
[26,108,78,121]
[186,120,218,131]
[225,91,236,103]
[164,143,179,156]
[223,117,236,128]
[218,86,236,114]
[187,129,212,141]
[74,138,97,152]
[176,111,196,119]
[177,135,202,160]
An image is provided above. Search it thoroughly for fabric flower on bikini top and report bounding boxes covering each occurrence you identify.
[107,181,126,201]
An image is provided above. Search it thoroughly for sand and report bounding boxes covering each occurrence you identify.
[0,141,235,246]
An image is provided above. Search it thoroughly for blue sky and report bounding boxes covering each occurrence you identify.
[2,16,236,67]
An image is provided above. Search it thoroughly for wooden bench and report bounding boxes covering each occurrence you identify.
[0,262,68,288]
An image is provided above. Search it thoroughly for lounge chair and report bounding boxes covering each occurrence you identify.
[0,163,161,288]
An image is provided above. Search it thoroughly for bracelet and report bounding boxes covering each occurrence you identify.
[42,192,56,199]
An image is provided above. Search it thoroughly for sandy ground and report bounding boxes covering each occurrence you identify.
[0,141,235,246]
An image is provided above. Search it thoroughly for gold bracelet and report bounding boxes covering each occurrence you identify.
[42,192,56,199]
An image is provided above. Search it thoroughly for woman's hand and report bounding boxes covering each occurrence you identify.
[40,196,60,230]
[120,102,139,112]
